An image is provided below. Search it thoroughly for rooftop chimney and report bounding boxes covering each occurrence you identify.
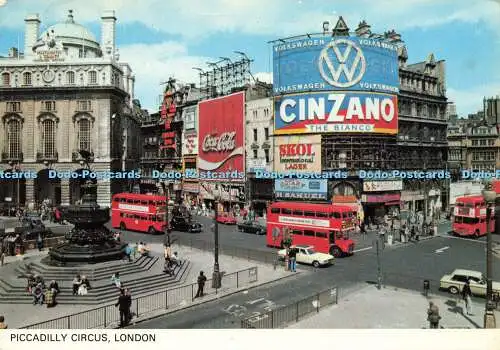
[24,14,40,56]
[101,10,117,58]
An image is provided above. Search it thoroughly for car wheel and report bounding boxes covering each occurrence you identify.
[449,286,459,294]
[312,261,320,268]
[120,222,126,231]
[148,226,156,235]
[330,246,342,258]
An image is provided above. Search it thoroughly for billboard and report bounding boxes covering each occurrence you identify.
[273,35,399,95]
[274,134,322,172]
[274,91,397,135]
[198,92,245,177]
[363,180,403,192]
[275,178,328,200]
[182,131,198,156]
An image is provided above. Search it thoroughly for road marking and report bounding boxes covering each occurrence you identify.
[245,298,265,305]
[435,246,450,253]
[438,234,486,244]
[353,246,372,253]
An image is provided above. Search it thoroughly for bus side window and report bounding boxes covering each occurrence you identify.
[316,231,327,238]
[304,211,315,217]
[331,212,341,219]
[304,230,315,236]
[140,201,147,205]
[316,212,327,218]
[113,198,120,202]
[282,209,292,214]
[121,198,127,203]
[293,210,303,216]
[120,213,124,217]
[126,199,132,203]
[291,230,303,236]
[271,208,280,214]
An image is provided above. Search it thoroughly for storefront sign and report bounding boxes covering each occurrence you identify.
[361,193,400,203]
[248,158,268,172]
[182,132,198,155]
[182,182,199,193]
[363,180,403,192]
[400,191,424,201]
[198,92,245,175]
[275,178,327,200]
[332,195,358,203]
[274,134,322,172]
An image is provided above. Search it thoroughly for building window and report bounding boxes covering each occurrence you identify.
[78,119,91,151]
[79,49,85,58]
[253,129,258,142]
[253,110,257,119]
[1,72,10,86]
[42,101,56,112]
[264,128,269,140]
[66,71,75,85]
[7,120,21,159]
[6,102,21,113]
[41,120,56,157]
[253,149,258,159]
[77,100,92,111]
[23,72,32,86]
[88,71,97,85]
[264,108,269,117]
[264,149,269,163]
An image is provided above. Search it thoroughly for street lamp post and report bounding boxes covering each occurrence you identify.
[212,192,222,289]
[482,183,496,329]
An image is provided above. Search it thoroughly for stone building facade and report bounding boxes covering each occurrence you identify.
[0,10,141,207]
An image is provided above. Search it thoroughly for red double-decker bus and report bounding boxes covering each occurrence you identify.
[452,195,494,238]
[266,201,356,257]
[111,193,167,234]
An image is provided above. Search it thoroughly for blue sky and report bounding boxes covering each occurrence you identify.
[0,0,499,115]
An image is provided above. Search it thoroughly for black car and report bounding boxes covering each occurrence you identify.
[237,221,266,235]
[170,216,202,233]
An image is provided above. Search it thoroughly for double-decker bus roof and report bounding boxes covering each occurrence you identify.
[270,201,354,212]
[456,195,484,203]
[112,193,166,200]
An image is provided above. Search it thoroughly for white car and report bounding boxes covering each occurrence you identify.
[277,244,334,268]
[439,269,500,296]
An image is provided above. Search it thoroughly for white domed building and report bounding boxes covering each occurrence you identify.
[0,10,143,207]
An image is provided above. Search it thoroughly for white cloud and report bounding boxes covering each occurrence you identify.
[448,83,500,117]
[119,42,212,111]
[0,0,498,38]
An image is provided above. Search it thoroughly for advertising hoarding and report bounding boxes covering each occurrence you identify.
[275,178,328,200]
[274,91,398,135]
[198,92,245,177]
[363,180,403,192]
[273,35,399,95]
[182,131,198,156]
[247,158,268,172]
[274,134,322,172]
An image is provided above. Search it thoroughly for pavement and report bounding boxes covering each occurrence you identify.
[289,283,494,329]
[0,242,291,328]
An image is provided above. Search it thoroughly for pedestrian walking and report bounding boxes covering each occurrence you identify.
[462,279,472,315]
[125,288,132,321]
[195,271,207,298]
[288,246,297,272]
[427,301,441,329]
[115,288,130,327]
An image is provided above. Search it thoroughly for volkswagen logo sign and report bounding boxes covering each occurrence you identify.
[318,39,366,88]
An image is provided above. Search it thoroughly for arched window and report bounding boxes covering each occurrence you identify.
[66,71,75,85]
[1,72,10,86]
[88,71,97,85]
[77,119,91,151]
[41,120,56,157]
[23,72,32,86]
[7,120,21,158]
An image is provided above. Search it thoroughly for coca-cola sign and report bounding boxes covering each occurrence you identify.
[202,132,236,152]
[198,92,245,175]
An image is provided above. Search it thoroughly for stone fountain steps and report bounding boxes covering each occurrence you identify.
[0,260,191,305]
[14,255,158,281]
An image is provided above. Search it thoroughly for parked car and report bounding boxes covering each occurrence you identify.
[440,269,500,296]
[277,244,334,268]
[170,216,202,233]
[237,221,266,235]
[216,213,237,225]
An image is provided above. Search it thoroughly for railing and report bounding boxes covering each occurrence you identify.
[241,287,338,328]
[173,234,277,265]
[21,266,258,329]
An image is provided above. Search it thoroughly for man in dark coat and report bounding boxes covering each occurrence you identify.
[115,288,129,327]
[195,271,207,298]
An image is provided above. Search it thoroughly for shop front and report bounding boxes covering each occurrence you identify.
[361,193,401,224]
[182,182,199,206]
